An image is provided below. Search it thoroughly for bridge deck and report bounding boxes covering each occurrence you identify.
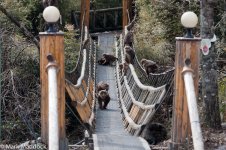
[93,32,150,150]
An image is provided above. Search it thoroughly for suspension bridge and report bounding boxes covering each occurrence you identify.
[39,1,204,150]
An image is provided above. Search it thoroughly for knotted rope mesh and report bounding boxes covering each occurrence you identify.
[116,33,174,136]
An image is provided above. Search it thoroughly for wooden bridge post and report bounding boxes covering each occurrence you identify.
[39,31,66,149]
[171,37,201,149]
[122,0,133,28]
[81,0,90,29]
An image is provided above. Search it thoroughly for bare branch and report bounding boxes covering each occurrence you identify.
[0,4,40,49]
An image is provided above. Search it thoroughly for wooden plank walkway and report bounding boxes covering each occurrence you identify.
[93,32,150,150]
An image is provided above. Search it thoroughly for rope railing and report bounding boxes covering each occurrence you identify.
[88,41,97,126]
[182,66,204,150]
[115,39,142,130]
[73,49,86,88]
[65,13,87,81]
[65,37,96,124]
[123,76,155,110]
[72,26,89,87]
[115,34,168,136]
[65,18,96,125]
[129,64,166,91]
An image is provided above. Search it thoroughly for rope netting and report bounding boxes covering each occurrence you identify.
[65,26,97,125]
[115,31,174,136]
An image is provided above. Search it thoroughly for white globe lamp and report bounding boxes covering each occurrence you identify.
[181,11,198,38]
[43,6,60,32]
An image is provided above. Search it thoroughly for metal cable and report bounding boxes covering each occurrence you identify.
[65,102,90,131]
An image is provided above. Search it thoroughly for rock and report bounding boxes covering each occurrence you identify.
[140,123,167,145]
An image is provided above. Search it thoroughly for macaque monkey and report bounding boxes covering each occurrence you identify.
[96,81,109,92]
[140,59,158,74]
[97,90,110,110]
[124,31,133,47]
[124,45,135,64]
[97,53,118,65]
[119,62,129,75]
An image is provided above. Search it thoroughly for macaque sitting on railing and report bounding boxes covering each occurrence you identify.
[124,45,135,64]
[140,58,158,75]
[97,53,118,66]
[119,62,129,75]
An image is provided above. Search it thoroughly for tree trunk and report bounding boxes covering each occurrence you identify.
[200,0,222,129]
[0,4,39,49]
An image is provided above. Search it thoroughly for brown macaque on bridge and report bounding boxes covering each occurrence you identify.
[140,59,158,75]
[96,81,109,92]
[96,90,111,110]
[97,53,118,66]
[124,45,135,64]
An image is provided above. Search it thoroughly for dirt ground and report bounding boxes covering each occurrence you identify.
[150,124,226,150]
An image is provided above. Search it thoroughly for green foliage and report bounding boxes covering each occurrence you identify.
[134,0,199,65]
[64,29,80,71]
[219,77,226,118]
[59,0,80,26]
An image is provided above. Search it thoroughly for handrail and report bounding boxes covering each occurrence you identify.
[65,13,86,78]
[88,41,97,126]
[74,49,87,88]
[115,37,142,130]
[123,76,155,110]
[116,33,169,134]
[46,55,59,150]
[72,26,89,87]
[182,66,204,150]
[77,41,91,106]
[129,64,166,91]
[84,26,88,42]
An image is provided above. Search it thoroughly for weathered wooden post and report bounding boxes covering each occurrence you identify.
[39,6,66,149]
[0,37,2,142]
[81,0,90,29]
[122,0,133,28]
[171,12,201,149]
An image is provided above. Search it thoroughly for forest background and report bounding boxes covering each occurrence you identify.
[0,0,225,147]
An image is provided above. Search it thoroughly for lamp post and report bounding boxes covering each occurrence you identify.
[181,11,198,38]
[43,6,60,32]
[39,6,67,149]
[171,12,201,150]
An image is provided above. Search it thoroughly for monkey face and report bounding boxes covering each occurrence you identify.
[141,59,149,66]
[98,90,109,99]
[124,45,132,52]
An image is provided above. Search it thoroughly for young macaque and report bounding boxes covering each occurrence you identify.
[97,57,109,65]
[119,62,129,75]
[97,90,110,110]
[124,45,135,64]
[96,81,109,92]
[124,31,133,47]
[140,59,158,75]
[97,53,118,65]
